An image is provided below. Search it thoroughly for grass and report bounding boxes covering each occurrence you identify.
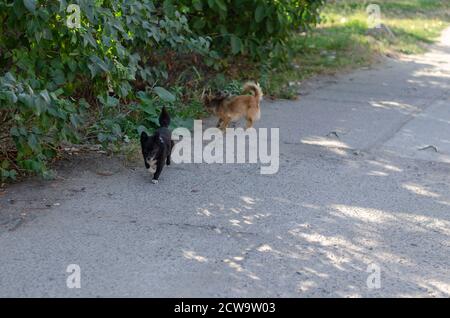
[260,0,450,99]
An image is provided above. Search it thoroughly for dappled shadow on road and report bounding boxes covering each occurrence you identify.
[180,151,450,297]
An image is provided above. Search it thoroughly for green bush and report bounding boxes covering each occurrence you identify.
[163,0,325,61]
[0,0,212,180]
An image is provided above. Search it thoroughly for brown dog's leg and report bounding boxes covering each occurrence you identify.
[220,117,231,131]
[216,118,223,128]
[246,118,254,129]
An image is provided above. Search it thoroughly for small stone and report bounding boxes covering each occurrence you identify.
[418,145,438,152]
[326,131,340,139]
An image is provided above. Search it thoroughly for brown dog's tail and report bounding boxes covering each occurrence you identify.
[243,82,263,102]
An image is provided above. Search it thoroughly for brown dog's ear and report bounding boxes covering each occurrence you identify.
[202,88,214,102]
[214,90,228,100]
[201,89,211,103]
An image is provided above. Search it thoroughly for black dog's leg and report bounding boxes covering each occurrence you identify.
[167,141,174,166]
[152,162,165,184]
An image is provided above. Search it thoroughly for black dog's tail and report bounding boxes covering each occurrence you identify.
[159,106,171,128]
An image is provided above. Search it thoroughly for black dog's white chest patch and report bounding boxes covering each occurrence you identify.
[147,159,157,174]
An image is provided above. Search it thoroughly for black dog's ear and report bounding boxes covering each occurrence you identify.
[159,106,171,128]
[140,131,149,144]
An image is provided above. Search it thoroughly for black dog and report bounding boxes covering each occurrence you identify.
[140,107,173,184]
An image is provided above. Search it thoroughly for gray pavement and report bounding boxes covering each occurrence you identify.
[1,28,450,298]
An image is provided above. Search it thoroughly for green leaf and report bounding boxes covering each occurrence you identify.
[214,0,227,12]
[23,0,36,13]
[101,95,119,107]
[255,5,265,23]
[28,134,40,152]
[51,69,66,86]
[69,114,81,128]
[98,133,108,143]
[230,35,241,55]
[193,18,206,30]
[266,19,274,34]
[163,0,175,16]
[4,91,18,104]
[153,87,176,102]
[67,60,77,72]
[112,123,122,136]
[87,64,98,78]
[137,125,148,136]
[1,160,9,169]
[83,33,97,48]
[94,58,109,73]
[40,90,51,104]
[193,0,203,11]
[18,93,33,108]
[1,168,17,181]
[10,127,20,137]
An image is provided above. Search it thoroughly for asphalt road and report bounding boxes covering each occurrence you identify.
[1,29,449,298]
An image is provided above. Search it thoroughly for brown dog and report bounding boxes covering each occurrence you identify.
[203,82,263,130]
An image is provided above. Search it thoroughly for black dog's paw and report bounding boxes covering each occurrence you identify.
[151,179,159,184]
